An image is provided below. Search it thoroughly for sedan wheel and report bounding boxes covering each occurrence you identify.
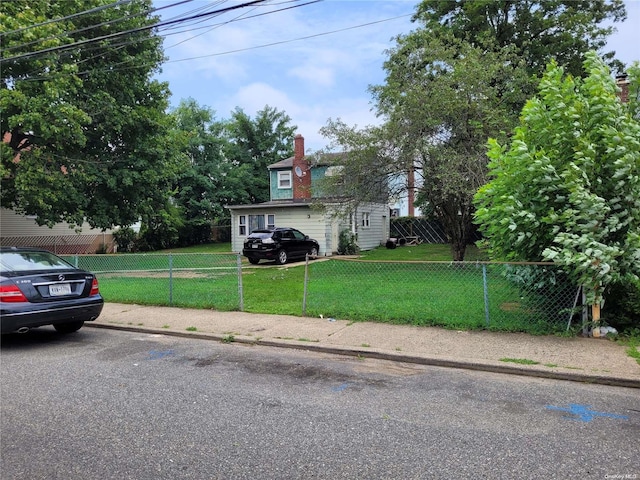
[53,321,84,334]
[276,249,288,265]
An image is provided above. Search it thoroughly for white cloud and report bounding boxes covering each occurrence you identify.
[229,83,299,116]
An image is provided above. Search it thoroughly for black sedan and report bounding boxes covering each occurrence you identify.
[243,227,320,265]
[0,247,104,334]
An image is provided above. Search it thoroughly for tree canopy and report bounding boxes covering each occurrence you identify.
[413,0,627,77]
[320,33,529,260]
[224,106,297,205]
[474,52,640,310]
[1,0,183,230]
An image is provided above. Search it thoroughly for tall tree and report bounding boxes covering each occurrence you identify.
[1,0,183,229]
[171,99,234,245]
[413,0,627,78]
[474,53,640,323]
[224,106,297,204]
[319,37,527,261]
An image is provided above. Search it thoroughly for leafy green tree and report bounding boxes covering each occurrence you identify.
[170,99,233,245]
[224,106,296,204]
[474,52,640,323]
[413,0,628,77]
[1,0,183,230]
[367,33,527,260]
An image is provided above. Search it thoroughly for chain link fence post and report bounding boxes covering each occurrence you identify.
[237,254,244,311]
[302,254,310,316]
[482,263,490,327]
[168,253,173,306]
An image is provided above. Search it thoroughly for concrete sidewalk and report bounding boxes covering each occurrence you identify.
[90,303,640,388]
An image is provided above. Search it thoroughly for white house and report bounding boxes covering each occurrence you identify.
[227,134,390,256]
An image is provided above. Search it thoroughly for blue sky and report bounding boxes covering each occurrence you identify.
[155,0,640,152]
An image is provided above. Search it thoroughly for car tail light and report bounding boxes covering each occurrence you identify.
[0,284,28,302]
[90,278,100,296]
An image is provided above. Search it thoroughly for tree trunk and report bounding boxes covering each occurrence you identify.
[440,201,470,261]
[451,242,466,261]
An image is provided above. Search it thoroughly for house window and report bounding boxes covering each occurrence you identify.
[248,214,276,233]
[361,212,370,228]
[249,214,264,233]
[278,171,291,189]
[239,215,247,236]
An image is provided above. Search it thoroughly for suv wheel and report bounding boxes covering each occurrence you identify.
[276,249,288,265]
[309,246,318,258]
[248,258,260,265]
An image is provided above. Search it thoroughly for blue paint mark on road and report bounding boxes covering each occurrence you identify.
[332,383,351,392]
[148,349,175,360]
[545,403,629,423]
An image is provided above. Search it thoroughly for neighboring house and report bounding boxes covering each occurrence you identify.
[227,134,390,256]
[0,208,116,254]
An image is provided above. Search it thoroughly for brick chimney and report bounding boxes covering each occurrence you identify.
[292,134,311,199]
[616,74,629,103]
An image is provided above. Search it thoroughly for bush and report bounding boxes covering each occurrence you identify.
[603,280,640,331]
[337,230,359,255]
[113,227,138,253]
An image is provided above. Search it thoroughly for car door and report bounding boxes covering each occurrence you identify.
[290,229,309,257]
[279,230,297,256]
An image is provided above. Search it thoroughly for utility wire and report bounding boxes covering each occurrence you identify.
[9,9,409,84]
[0,0,270,64]
[1,0,195,54]
[0,0,134,37]
[9,0,321,80]
[168,12,411,63]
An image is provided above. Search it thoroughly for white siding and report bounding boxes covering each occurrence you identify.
[354,202,389,250]
[0,208,116,253]
[0,208,113,235]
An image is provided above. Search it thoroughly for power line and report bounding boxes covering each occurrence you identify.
[0,0,196,54]
[0,0,270,64]
[166,13,412,64]
[12,10,410,85]
[7,0,322,81]
[0,0,134,38]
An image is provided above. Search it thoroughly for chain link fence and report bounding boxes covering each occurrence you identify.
[62,253,242,311]
[390,217,483,244]
[303,259,579,333]
[61,254,580,333]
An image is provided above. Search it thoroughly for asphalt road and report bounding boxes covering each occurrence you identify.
[1,327,639,480]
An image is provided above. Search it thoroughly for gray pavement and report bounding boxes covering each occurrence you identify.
[89,303,640,388]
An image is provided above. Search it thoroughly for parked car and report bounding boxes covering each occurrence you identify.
[0,247,104,334]
[243,227,320,265]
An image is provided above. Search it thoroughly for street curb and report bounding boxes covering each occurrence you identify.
[87,323,640,389]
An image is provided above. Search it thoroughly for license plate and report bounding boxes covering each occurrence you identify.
[50,284,72,296]
[251,244,258,249]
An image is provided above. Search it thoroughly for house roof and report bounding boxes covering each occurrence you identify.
[267,152,345,170]
[226,196,353,211]
[226,198,315,210]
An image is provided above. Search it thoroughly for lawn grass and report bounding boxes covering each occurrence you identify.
[359,243,488,262]
[159,242,234,254]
